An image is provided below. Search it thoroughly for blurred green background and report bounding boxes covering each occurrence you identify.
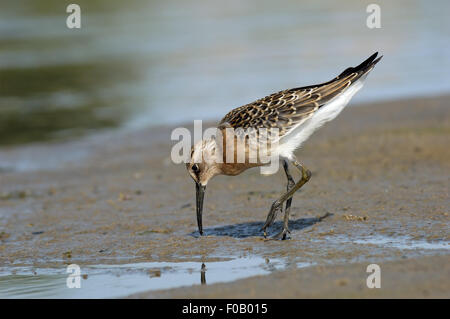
[0,0,449,145]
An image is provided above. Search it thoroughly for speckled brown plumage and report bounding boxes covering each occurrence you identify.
[219,52,382,138]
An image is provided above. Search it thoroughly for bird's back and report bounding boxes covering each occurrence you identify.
[219,52,382,159]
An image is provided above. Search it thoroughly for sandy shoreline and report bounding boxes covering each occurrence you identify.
[0,94,449,298]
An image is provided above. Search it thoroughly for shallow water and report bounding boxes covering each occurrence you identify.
[1,234,447,298]
[323,235,450,251]
[0,0,449,145]
[351,235,450,250]
[0,257,309,298]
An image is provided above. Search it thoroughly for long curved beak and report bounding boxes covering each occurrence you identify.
[195,182,206,235]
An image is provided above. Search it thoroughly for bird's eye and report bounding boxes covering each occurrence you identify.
[192,164,200,173]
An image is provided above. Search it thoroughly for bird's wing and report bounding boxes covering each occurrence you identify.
[219,52,382,138]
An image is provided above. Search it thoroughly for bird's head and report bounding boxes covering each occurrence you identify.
[186,137,222,235]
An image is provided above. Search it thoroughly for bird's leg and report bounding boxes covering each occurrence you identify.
[261,160,293,236]
[272,160,295,240]
[261,203,282,238]
[261,159,311,238]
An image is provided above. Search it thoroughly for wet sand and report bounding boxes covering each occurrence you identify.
[0,94,449,298]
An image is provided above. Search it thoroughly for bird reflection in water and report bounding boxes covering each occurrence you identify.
[201,263,206,285]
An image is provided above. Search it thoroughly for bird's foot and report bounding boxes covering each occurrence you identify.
[272,227,291,240]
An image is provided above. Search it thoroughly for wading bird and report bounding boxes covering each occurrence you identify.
[187,52,382,239]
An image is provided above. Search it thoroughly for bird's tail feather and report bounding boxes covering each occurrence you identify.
[338,52,383,82]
